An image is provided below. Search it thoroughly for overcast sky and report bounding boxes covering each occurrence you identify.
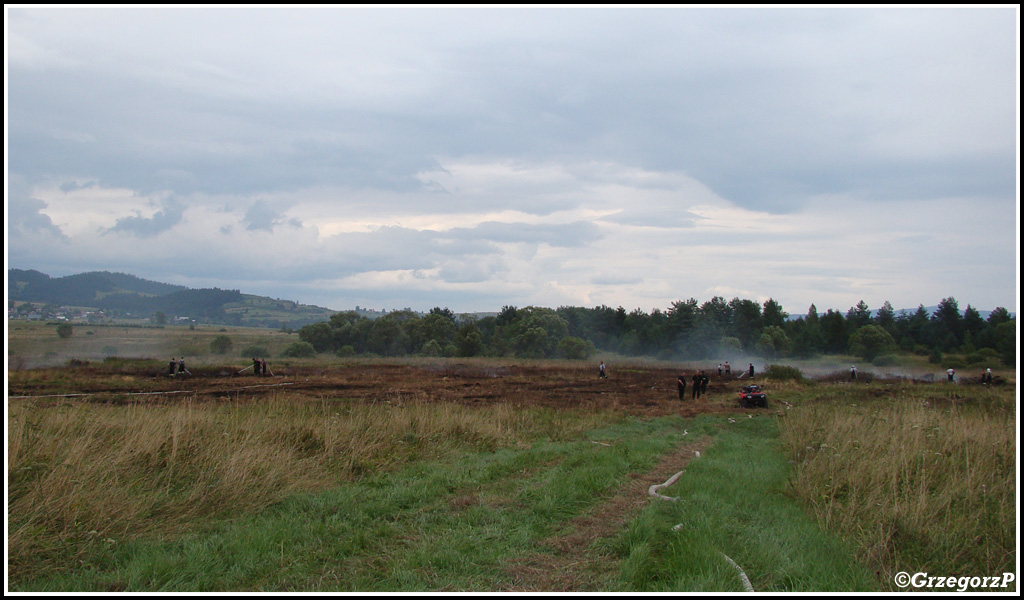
[6,6,1019,316]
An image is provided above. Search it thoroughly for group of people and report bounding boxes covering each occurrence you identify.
[677,370,712,400]
[167,356,188,376]
[251,357,271,376]
[947,367,996,385]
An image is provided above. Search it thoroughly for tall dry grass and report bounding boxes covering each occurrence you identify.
[8,392,610,581]
[779,390,1016,588]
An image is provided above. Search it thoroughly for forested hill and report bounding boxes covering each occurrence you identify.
[9,269,188,306]
[7,269,335,329]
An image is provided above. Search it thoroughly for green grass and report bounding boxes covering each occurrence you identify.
[11,411,881,592]
[613,415,878,592]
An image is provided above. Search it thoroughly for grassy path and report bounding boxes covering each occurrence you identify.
[14,413,878,592]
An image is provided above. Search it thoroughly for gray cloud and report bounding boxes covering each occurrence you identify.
[106,196,185,238]
[7,193,65,239]
[6,7,1018,313]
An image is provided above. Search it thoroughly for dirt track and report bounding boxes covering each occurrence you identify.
[9,362,756,417]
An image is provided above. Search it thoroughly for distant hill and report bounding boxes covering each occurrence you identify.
[7,269,336,329]
[9,268,189,306]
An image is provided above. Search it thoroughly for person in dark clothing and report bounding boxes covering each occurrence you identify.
[261,358,268,376]
[700,372,709,395]
[692,372,702,399]
[599,361,607,379]
[748,363,755,379]
[677,373,687,400]
[169,358,177,376]
[253,357,261,376]
[178,357,186,375]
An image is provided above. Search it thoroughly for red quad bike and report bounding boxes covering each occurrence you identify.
[738,384,768,408]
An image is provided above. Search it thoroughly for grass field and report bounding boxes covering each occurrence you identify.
[6,322,1018,592]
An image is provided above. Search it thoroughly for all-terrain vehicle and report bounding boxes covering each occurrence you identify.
[738,384,768,408]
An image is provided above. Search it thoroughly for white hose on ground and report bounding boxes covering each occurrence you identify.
[648,470,684,502]
[650,454,756,592]
[721,552,755,593]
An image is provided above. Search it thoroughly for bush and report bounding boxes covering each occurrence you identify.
[240,345,271,358]
[871,354,900,367]
[419,340,443,357]
[965,348,1000,367]
[763,364,805,382]
[56,323,73,339]
[210,335,233,355]
[281,341,317,358]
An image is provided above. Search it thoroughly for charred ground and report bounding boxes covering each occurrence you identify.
[8,361,759,418]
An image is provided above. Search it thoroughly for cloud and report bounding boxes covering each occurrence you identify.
[6,7,1018,315]
[106,196,185,238]
[7,177,66,239]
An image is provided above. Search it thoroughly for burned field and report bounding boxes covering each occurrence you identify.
[8,360,752,418]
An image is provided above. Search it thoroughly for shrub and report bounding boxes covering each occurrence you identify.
[419,340,443,357]
[281,341,317,358]
[210,335,233,355]
[871,354,899,367]
[763,364,805,382]
[240,345,271,359]
[56,323,73,339]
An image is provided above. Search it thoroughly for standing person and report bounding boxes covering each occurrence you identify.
[169,357,177,376]
[701,371,709,396]
[677,373,687,400]
[982,368,993,385]
[253,357,262,377]
[599,361,607,379]
[748,363,755,379]
[947,367,955,383]
[261,358,268,376]
[850,365,857,380]
[717,364,723,376]
[724,361,731,377]
[692,371,701,400]
[178,357,186,375]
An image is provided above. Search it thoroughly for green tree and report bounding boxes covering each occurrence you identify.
[209,334,233,355]
[756,325,789,358]
[992,319,1016,366]
[298,321,336,353]
[762,298,788,329]
[874,301,896,334]
[367,312,415,356]
[455,323,484,357]
[557,336,596,360]
[729,298,762,350]
[408,313,456,352]
[931,297,963,351]
[848,324,897,362]
[846,300,872,329]
[56,323,73,339]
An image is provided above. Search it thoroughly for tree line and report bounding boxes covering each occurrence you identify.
[297,297,1015,367]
